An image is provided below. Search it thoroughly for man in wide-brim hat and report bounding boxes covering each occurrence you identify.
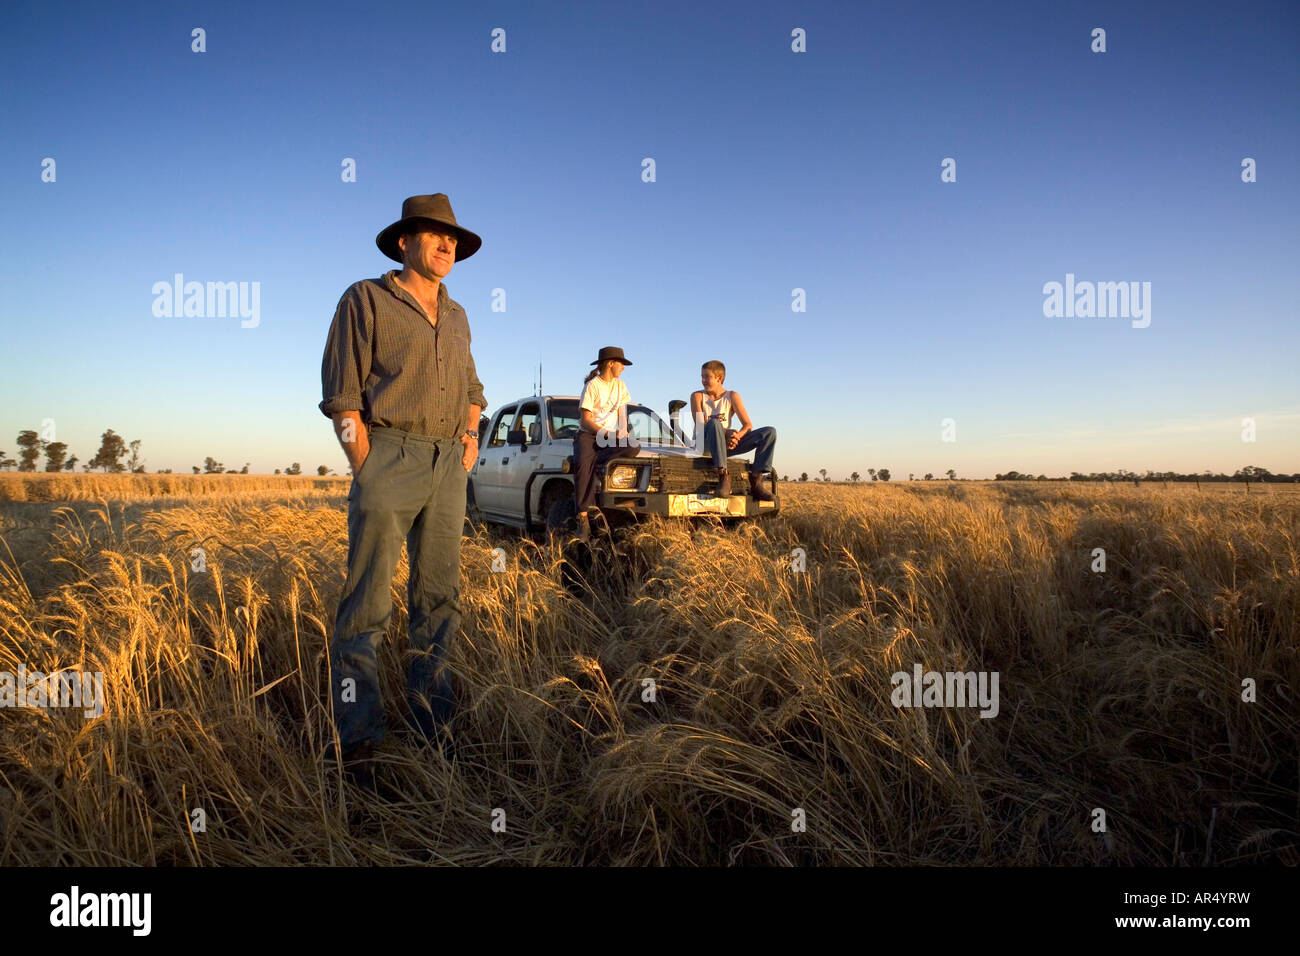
[318,193,487,784]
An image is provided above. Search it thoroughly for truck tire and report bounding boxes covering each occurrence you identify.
[545,492,577,536]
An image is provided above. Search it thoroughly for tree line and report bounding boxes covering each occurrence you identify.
[1,429,334,476]
[5,428,1291,484]
[780,466,1297,484]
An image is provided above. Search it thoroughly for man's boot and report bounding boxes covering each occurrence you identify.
[716,466,731,498]
[748,470,775,502]
[340,740,377,792]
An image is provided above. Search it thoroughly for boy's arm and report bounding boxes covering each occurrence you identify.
[686,390,707,431]
[728,390,753,449]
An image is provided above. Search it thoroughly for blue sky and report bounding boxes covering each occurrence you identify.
[2,0,1296,478]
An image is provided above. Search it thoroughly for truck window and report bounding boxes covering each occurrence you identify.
[548,400,580,440]
[515,403,541,445]
[488,406,517,447]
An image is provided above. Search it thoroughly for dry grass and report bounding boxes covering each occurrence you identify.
[0,472,347,503]
[0,479,1296,865]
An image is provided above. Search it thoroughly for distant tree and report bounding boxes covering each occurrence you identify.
[239,463,250,474]
[156,468,173,473]
[868,468,877,481]
[203,457,225,474]
[317,464,331,476]
[946,469,956,480]
[43,441,68,472]
[818,468,828,482]
[274,468,282,475]
[1233,465,1272,483]
[127,439,144,474]
[65,455,78,471]
[909,473,914,481]
[924,472,933,481]
[798,472,808,482]
[87,430,128,472]
[15,430,42,472]
[192,465,201,474]
[285,463,302,475]
[878,468,891,482]
[781,474,788,482]
[850,472,860,483]
[0,454,16,471]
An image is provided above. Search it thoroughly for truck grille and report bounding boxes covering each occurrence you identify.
[652,457,751,494]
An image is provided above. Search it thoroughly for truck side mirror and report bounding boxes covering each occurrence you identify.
[507,429,527,447]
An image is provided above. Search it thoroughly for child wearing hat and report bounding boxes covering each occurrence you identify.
[573,346,641,537]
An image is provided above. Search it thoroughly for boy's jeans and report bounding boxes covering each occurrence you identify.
[329,425,466,751]
[701,419,777,474]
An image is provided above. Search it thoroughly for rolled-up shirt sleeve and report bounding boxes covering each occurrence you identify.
[465,324,486,411]
[319,285,370,418]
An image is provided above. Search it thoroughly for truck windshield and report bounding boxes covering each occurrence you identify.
[548,399,689,447]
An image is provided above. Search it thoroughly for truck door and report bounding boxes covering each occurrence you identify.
[474,404,515,514]
[501,402,544,522]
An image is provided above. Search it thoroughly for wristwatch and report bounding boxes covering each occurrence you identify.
[462,429,479,441]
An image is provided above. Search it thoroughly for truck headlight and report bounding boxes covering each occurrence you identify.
[607,465,639,490]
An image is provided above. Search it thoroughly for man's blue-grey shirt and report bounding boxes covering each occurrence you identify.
[319,270,487,438]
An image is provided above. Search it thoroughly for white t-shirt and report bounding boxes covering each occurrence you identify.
[580,376,630,432]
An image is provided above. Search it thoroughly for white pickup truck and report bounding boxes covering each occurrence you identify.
[467,394,780,534]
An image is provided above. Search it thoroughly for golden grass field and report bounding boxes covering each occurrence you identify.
[0,474,1296,865]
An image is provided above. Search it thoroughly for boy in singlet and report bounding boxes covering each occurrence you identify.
[688,360,776,501]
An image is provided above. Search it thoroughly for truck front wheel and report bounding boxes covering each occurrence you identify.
[545,490,577,536]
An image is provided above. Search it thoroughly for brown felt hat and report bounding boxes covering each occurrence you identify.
[591,346,633,366]
[376,193,482,263]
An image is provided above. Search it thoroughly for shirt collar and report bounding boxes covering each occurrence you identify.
[382,270,448,308]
